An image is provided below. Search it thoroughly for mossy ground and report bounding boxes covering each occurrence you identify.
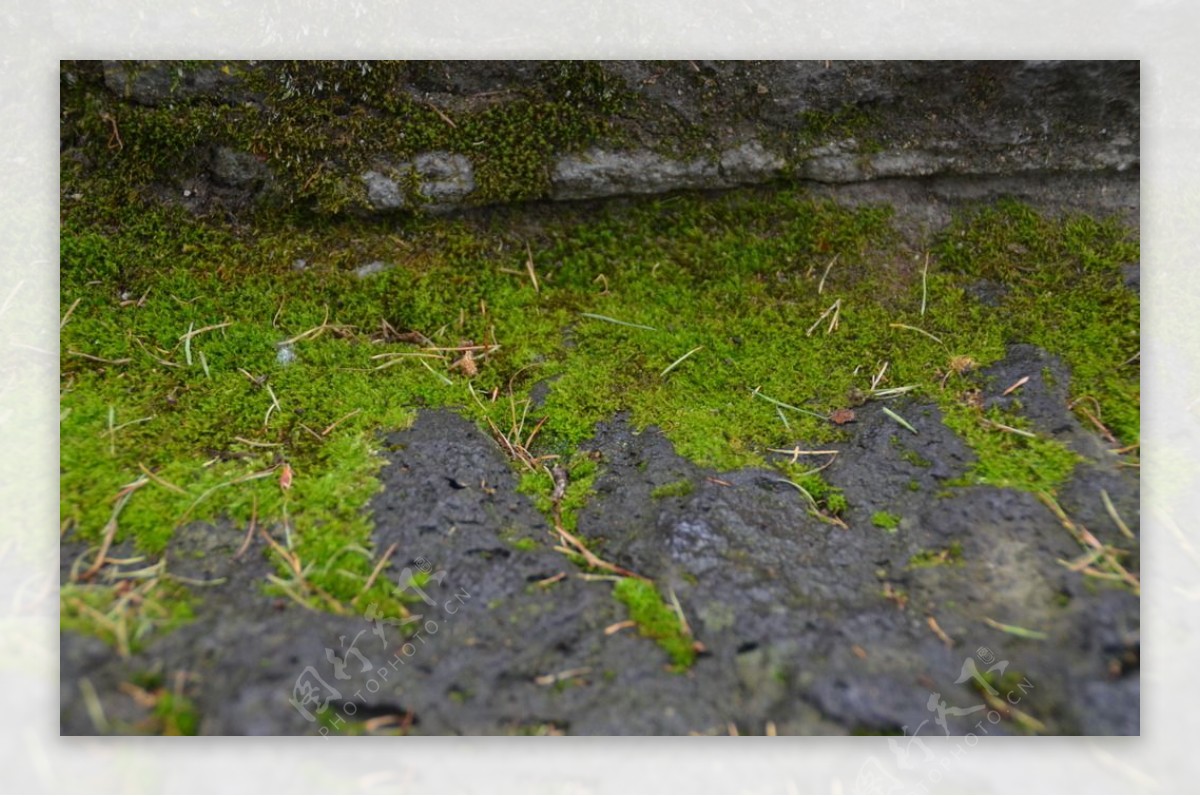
[60,61,649,217]
[61,176,1139,663]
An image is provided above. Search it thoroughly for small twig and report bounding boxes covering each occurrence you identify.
[980,417,1037,438]
[131,335,183,369]
[534,667,592,686]
[356,543,398,601]
[234,496,259,560]
[870,361,889,391]
[198,350,210,379]
[67,350,131,366]
[422,100,458,129]
[99,111,123,151]
[137,463,189,496]
[604,620,636,635]
[78,480,146,582]
[818,255,838,294]
[322,409,362,437]
[927,615,954,647]
[1002,375,1030,396]
[60,298,82,330]
[666,585,693,638]
[806,299,841,337]
[1069,397,1118,444]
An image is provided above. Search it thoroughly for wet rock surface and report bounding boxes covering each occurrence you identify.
[61,348,1139,735]
[73,60,1138,216]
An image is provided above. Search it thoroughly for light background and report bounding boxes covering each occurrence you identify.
[3,1,1196,792]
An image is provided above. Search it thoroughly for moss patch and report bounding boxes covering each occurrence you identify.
[871,511,901,532]
[61,166,1138,646]
[908,542,965,569]
[612,578,696,669]
[651,479,694,499]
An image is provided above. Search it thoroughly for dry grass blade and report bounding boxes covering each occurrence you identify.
[767,447,839,465]
[524,242,540,293]
[882,406,918,435]
[137,463,189,496]
[1068,395,1118,444]
[818,255,838,295]
[667,585,693,638]
[322,408,362,436]
[131,335,183,368]
[927,615,954,647]
[750,387,828,420]
[1038,492,1139,594]
[579,312,657,331]
[67,349,131,366]
[77,478,147,582]
[79,678,110,733]
[1100,489,1136,541]
[175,466,278,528]
[660,346,703,378]
[980,417,1037,438]
[534,667,592,686]
[264,384,282,428]
[355,542,398,602]
[920,252,930,317]
[806,299,841,337]
[889,323,944,346]
[180,321,233,367]
[234,495,259,560]
[1002,375,1030,396]
[983,617,1048,640]
[870,361,889,390]
[60,297,82,330]
[604,619,636,635]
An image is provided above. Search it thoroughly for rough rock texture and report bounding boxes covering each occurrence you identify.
[61,346,1139,735]
[76,60,1139,215]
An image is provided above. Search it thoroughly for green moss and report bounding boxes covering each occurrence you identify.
[908,542,964,569]
[933,199,1139,444]
[798,104,880,148]
[871,511,901,532]
[61,60,633,218]
[613,577,696,669]
[60,148,1138,643]
[777,464,849,519]
[943,405,1081,492]
[60,581,195,656]
[153,692,200,736]
[899,446,932,468]
[651,479,694,499]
